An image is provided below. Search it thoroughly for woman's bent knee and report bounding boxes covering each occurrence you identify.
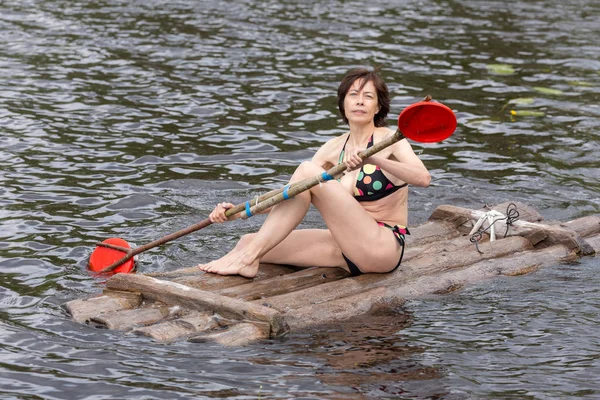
[294,161,323,178]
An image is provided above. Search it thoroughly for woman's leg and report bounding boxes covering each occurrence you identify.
[232,229,347,268]
[198,161,316,277]
[199,161,401,277]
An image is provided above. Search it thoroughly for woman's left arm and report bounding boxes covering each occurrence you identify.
[367,139,431,187]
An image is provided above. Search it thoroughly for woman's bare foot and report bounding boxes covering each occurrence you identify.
[197,248,261,278]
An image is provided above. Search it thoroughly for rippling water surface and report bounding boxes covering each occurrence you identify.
[1,0,599,398]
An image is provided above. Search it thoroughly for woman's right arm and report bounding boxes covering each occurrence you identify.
[310,136,341,170]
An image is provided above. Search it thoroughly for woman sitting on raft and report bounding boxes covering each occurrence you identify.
[198,67,431,278]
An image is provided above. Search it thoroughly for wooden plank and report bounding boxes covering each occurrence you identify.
[216,267,350,301]
[285,286,405,330]
[405,219,461,246]
[379,244,578,303]
[171,263,299,291]
[63,290,142,323]
[259,236,533,313]
[129,311,219,341]
[286,244,577,332]
[429,204,581,251]
[90,304,171,330]
[105,273,289,337]
[558,215,600,238]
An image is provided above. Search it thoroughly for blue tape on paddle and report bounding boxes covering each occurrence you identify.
[245,201,253,218]
[283,185,291,200]
[321,172,334,181]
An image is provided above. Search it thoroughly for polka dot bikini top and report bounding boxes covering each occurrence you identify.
[339,133,407,202]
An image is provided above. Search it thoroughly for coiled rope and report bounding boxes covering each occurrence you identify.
[470,203,520,254]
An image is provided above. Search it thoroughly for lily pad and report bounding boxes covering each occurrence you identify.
[533,86,563,95]
[486,64,515,75]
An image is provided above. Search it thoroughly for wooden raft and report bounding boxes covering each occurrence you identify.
[64,202,600,346]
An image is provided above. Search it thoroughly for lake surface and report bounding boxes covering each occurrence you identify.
[1,0,599,398]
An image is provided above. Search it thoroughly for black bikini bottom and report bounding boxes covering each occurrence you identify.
[342,224,409,276]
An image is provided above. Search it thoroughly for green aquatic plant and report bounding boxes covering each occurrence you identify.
[533,86,563,95]
[509,98,535,105]
[486,64,516,75]
[510,110,545,117]
[568,81,593,87]
[500,97,535,113]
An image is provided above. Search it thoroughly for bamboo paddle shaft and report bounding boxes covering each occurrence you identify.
[232,127,405,218]
[97,128,404,273]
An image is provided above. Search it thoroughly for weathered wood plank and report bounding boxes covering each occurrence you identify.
[404,219,461,246]
[105,274,289,337]
[286,243,577,332]
[63,290,142,323]
[129,311,219,341]
[216,267,350,301]
[558,215,600,238]
[378,244,578,303]
[259,236,532,313]
[91,305,171,330]
[171,263,300,291]
[285,286,405,330]
[429,204,581,250]
[400,236,533,277]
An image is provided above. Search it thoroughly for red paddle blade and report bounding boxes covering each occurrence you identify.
[88,238,135,274]
[398,101,456,143]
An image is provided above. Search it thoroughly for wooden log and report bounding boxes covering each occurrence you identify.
[285,286,405,330]
[399,236,533,277]
[189,322,270,346]
[259,236,532,313]
[129,311,219,341]
[90,304,171,330]
[63,290,142,323]
[558,216,600,239]
[404,219,461,246]
[377,244,578,302]
[105,273,289,337]
[584,233,600,254]
[429,204,582,251]
[286,243,578,332]
[216,267,350,301]
[170,263,299,291]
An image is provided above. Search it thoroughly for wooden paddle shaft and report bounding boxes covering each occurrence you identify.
[97,128,404,273]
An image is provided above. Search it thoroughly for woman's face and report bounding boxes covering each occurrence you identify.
[343,79,380,125]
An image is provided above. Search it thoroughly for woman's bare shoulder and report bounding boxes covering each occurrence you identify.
[374,126,396,140]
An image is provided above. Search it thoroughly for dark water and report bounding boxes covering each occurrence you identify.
[1,0,599,398]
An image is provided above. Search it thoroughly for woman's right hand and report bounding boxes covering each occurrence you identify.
[209,202,235,223]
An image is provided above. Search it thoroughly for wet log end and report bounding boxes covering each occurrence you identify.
[188,322,271,346]
[90,304,171,330]
[105,273,290,337]
[129,311,219,341]
[502,263,542,276]
[63,290,142,323]
[432,281,465,294]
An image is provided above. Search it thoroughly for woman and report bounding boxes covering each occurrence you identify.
[198,67,431,278]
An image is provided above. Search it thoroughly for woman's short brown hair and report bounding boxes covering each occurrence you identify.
[337,67,390,127]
